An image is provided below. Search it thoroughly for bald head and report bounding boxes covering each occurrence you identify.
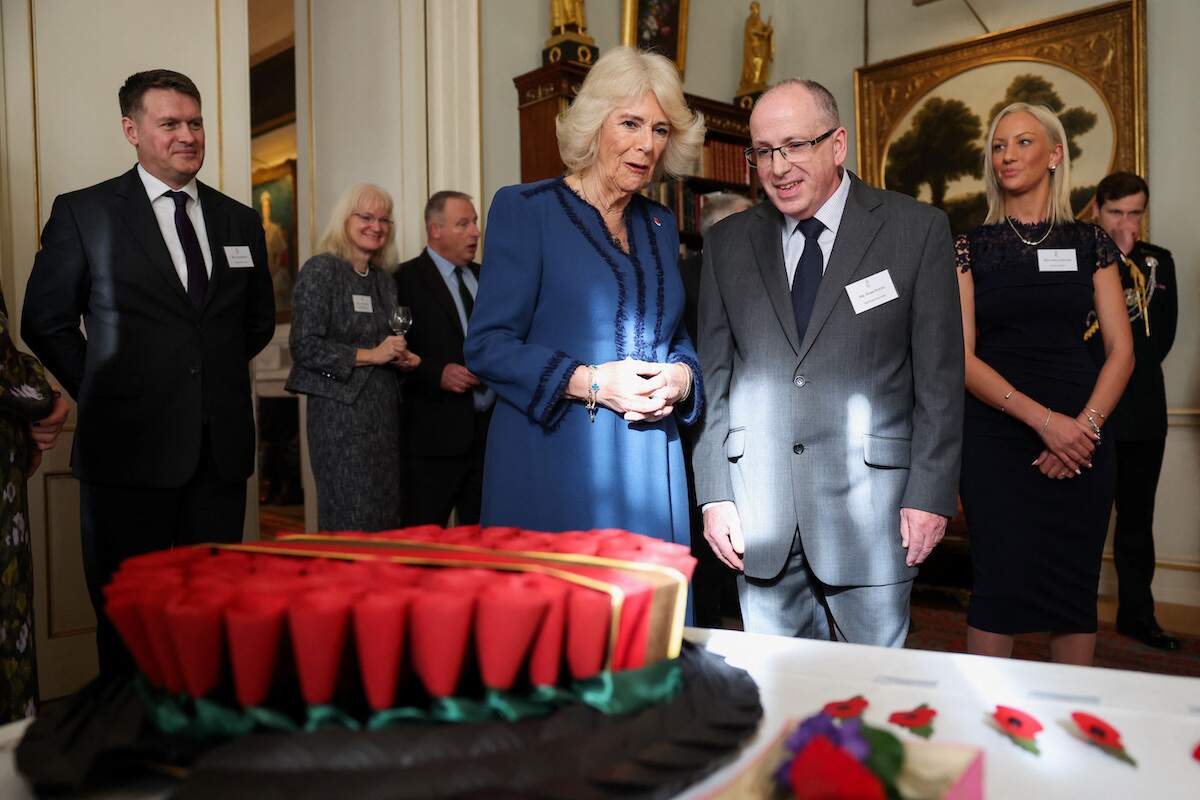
[755,79,840,129]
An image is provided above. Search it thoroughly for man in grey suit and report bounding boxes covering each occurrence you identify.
[692,79,963,647]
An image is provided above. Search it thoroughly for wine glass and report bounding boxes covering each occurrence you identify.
[389,306,413,336]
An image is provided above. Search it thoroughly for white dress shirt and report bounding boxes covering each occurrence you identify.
[137,164,213,288]
[781,168,851,286]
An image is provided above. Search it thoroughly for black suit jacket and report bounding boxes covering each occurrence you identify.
[395,250,485,457]
[1088,240,1177,440]
[21,166,275,487]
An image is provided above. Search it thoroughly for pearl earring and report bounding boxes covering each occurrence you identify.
[1049,165,1057,174]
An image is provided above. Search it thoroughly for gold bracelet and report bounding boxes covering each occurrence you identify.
[1087,406,1106,420]
[1084,413,1101,436]
[1039,407,1052,435]
[677,363,693,403]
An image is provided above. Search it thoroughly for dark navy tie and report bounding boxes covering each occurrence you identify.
[790,217,826,342]
[167,190,209,308]
[453,266,475,319]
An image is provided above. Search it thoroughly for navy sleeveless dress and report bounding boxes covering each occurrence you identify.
[957,220,1120,634]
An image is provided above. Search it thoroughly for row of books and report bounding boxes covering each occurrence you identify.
[695,139,751,184]
[644,179,751,236]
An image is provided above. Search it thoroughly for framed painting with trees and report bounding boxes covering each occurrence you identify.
[854,0,1145,233]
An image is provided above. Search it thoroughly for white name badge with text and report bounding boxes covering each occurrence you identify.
[224,246,255,269]
[1037,249,1078,272]
[845,269,899,314]
[352,294,373,313]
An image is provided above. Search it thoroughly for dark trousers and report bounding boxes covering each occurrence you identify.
[81,434,246,679]
[404,411,488,527]
[1113,438,1166,628]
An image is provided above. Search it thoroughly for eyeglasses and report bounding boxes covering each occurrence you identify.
[744,127,838,169]
[352,212,394,227]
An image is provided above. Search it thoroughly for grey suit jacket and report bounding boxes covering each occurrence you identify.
[692,173,964,586]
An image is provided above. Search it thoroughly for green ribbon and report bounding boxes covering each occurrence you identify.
[138,658,683,738]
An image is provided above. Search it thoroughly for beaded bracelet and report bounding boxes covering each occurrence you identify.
[586,365,600,423]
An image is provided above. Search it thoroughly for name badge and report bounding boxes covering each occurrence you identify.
[845,269,899,314]
[224,245,255,269]
[352,294,373,313]
[1037,249,1077,272]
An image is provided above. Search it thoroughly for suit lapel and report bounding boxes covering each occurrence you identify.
[749,204,800,354]
[198,182,228,313]
[419,251,466,340]
[115,167,194,312]
[798,174,883,362]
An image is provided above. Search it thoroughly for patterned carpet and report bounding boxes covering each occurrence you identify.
[907,586,1200,678]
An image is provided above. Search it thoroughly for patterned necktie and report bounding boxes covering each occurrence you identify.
[454,266,475,320]
[790,216,826,342]
[166,190,209,308]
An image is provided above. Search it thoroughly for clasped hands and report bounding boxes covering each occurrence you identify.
[371,335,420,370]
[1032,410,1101,480]
[589,358,690,422]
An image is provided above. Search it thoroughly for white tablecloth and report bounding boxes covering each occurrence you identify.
[3,629,1199,798]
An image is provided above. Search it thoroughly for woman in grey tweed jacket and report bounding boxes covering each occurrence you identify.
[287,184,418,530]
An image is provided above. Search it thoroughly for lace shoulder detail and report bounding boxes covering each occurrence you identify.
[1090,223,1121,271]
[954,233,971,273]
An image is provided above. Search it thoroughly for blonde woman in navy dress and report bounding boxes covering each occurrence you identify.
[956,103,1133,666]
[464,48,705,546]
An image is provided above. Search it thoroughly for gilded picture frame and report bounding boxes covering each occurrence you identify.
[854,0,1146,233]
[251,159,299,323]
[621,0,690,78]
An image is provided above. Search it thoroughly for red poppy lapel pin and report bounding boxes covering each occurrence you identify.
[990,705,1043,755]
[1069,712,1136,766]
[888,703,937,739]
[652,216,662,227]
[822,695,868,719]
[1193,741,1200,762]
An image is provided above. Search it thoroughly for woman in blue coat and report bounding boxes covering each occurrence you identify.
[465,47,706,546]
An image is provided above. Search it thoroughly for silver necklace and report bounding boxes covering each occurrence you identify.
[1006,215,1054,247]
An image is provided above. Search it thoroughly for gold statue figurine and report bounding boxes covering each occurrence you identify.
[545,0,596,65]
[736,1,774,101]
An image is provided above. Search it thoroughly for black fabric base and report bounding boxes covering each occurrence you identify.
[18,642,761,799]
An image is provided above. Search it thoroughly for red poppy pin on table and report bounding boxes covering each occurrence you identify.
[889,704,938,739]
[823,695,868,719]
[990,705,1044,755]
[1068,712,1136,766]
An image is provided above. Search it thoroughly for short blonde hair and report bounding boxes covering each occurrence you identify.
[556,47,705,180]
[983,103,1074,225]
[317,183,399,270]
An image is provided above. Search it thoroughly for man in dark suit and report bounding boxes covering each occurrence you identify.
[692,80,963,646]
[22,70,274,677]
[395,191,491,526]
[1088,171,1179,650]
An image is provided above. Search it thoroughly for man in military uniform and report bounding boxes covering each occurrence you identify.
[1086,172,1179,650]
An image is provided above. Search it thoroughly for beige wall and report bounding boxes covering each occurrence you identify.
[0,0,254,699]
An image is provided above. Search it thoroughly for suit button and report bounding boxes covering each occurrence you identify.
[794,375,806,387]
[189,366,200,376]
[793,443,805,455]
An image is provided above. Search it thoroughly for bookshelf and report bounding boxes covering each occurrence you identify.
[513,62,756,252]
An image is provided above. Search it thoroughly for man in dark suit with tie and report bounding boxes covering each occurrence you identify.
[22,70,274,677]
[692,79,963,646]
[395,191,491,526]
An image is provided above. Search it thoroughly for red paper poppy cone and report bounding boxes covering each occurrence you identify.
[566,585,612,680]
[527,577,569,687]
[789,734,886,800]
[138,586,188,695]
[475,578,550,690]
[224,593,288,707]
[409,588,476,697]
[164,590,233,699]
[105,589,164,686]
[288,589,353,706]
[352,588,414,710]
